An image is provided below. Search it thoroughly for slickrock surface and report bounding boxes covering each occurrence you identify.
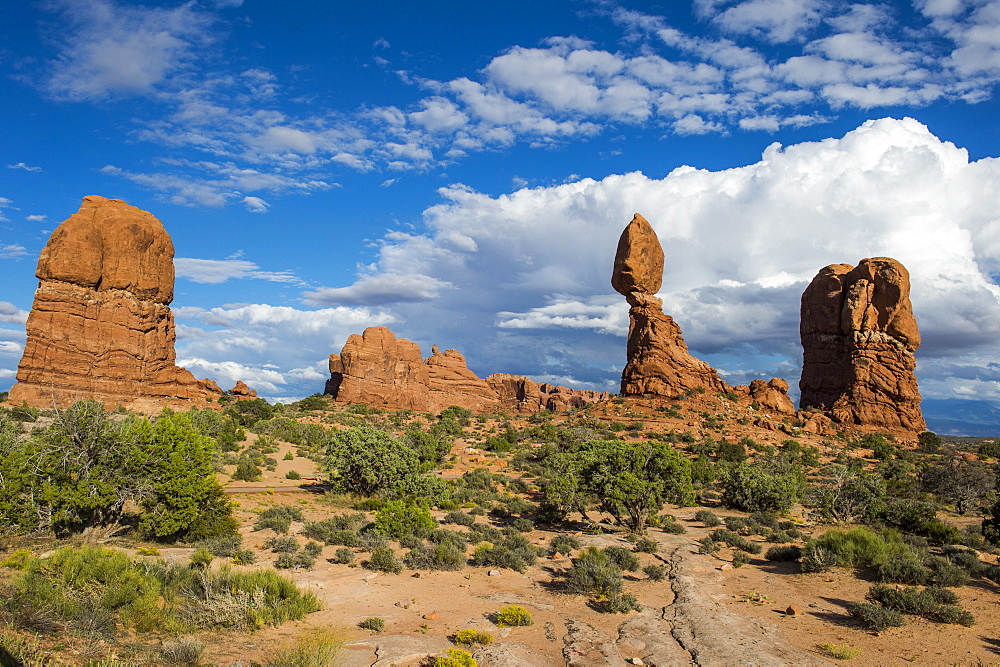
[800,257,925,430]
[8,196,222,409]
[613,213,729,397]
[325,327,608,413]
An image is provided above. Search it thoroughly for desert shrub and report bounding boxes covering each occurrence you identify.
[659,518,687,534]
[263,536,299,553]
[698,537,720,554]
[643,564,667,581]
[443,510,476,527]
[454,628,494,646]
[232,549,256,565]
[232,457,263,482]
[495,604,533,627]
[191,547,215,569]
[160,636,204,664]
[254,506,304,534]
[799,544,838,573]
[302,523,361,547]
[709,529,762,554]
[603,592,642,613]
[285,470,302,480]
[367,547,403,574]
[809,527,893,568]
[358,529,390,551]
[512,517,534,533]
[732,551,752,567]
[548,534,581,556]
[434,649,477,667]
[331,547,354,565]
[818,642,861,660]
[195,535,242,558]
[635,537,659,553]
[918,518,962,546]
[603,545,640,571]
[403,541,466,571]
[719,461,804,513]
[765,545,802,562]
[724,516,749,532]
[866,584,974,626]
[694,509,721,527]
[877,556,931,585]
[359,616,385,632]
[374,501,437,539]
[264,628,344,667]
[565,547,623,596]
[845,601,905,633]
[923,555,970,587]
[471,532,537,572]
[879,497,937,531]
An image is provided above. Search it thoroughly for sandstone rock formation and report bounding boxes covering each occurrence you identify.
[799,257,925,430]
[612,213,728,397]
[230,381,258,400]
[325,326,608,413]
[8,196,222,409]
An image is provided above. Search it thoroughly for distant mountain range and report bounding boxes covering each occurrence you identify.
[923,399,1000,437]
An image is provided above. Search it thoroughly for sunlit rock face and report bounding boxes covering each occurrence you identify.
[325,326,609,413]
[9,196,222,409]
[799,257,925,431]
[612,213,728,397]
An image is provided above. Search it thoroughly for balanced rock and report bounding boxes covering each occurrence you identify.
[8,196,222,409]
[612,213,727,397]
[799,257,924,430]
[325,327,607,414]
[230,381,258,400]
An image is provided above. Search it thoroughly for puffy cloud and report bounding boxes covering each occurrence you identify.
[317,118,1000,402]
[0,303,29,325]
[242,196,270,213]
[0,244,28,259]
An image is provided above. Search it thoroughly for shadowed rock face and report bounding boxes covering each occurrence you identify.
[612,213,728,397]
[799,257,925,430]
[8,196,222,409]
[325,326,609,413]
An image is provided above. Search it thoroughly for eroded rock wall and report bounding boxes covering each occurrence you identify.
[800,257,924,430]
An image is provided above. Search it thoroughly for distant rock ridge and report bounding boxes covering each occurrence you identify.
[324,326,609,413]
[8,196,223,410]
[800,257,925,431]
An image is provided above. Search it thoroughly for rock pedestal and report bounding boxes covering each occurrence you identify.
[8,196,222,409]
[612,213,728,397]
[799,257,924,430]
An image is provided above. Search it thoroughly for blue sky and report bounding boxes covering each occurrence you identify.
[3,0,1000,431]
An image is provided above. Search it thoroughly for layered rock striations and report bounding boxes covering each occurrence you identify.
[612,213,729,397]
[799,257,924,430]
[325,326,608,413]
[9,196,222,409]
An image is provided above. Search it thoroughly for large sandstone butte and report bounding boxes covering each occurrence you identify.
[612,213,729,397]
[325,326,609,414]
[799,257,925,430]
[8,196,223,409]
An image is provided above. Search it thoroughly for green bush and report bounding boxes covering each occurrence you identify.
[471,532,537,572]
[635,537,659,554]
[603,545,640,571]
[368,547,403,574]
[195,535,242,558]
[359,616,385,632]
[548,534,581,556]
[643,564,667,581]
[846,601,905,633]
[495,604,533,627]
[374,501,437,539]
[603,592,642,613]
[285,470,302,480]
[434,649,477,667]
[694,510,721,527]
[324,427,420,496]
[454,628,494,646]
[443,510,476,527]
[403,541,466,571]
[264,536,300,553]
[764,545,802,562]
[253,506,304,534]
[232,457,263,482]
[709,529,762,554]
[332,547,354,565]
[565,547,623,596]
[719,461,804,513]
